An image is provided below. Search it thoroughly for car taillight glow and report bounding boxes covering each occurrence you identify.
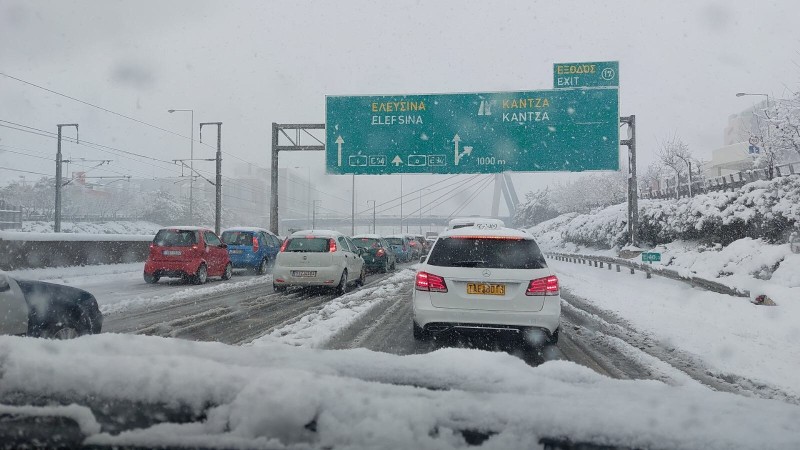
[329,239,337,252]
[252,235,259,252]
[279,239,289,252]
[376,248,385,257]
[415,271,448,293]
[526,275,559,296]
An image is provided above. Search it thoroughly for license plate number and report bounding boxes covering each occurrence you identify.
[467,283,505,295]
[292,270,317,278]
[163,250,182,256]
[230,250,243,254]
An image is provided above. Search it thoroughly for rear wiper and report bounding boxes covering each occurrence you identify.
[450,260,488,267]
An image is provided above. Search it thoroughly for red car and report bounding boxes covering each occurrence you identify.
[144,227,233,285]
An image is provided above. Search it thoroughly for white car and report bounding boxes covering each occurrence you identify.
[412,226,560,347]
[272,230,366,295]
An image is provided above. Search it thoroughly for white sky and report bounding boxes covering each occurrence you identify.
[1,0,798,217]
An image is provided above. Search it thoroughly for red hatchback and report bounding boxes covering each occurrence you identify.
[144,227,233,285]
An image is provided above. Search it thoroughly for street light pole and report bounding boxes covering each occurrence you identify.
[168,109,194,222]
[367,200,376,233]
[199,122,222,235]
[351,174,356,236]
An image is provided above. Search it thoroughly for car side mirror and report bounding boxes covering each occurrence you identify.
[220,243,228,249]
[357,248,365,256]
[419,256,427,263]
[0,275,10,292]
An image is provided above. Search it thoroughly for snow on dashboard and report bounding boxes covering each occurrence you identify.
[1,333,799,449]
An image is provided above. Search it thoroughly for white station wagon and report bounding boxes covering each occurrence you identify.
[273,230,366,295]
[412,226,560,347]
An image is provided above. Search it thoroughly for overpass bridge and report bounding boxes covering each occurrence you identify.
[279,215,513,234]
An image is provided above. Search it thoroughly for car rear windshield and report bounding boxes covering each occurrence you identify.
[385,238,404,245]
[426,237,547,269]
[284,237,329,252]
[353,238,380,248]
[221,231,253,246]
[153,229,197,247]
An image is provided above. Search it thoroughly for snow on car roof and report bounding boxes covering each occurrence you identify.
[223,227,271,234]
[158,226,212,232]
[384,234,408,239]
[352,234,383,239]
[439,226,533,239]
[289,229,341,238]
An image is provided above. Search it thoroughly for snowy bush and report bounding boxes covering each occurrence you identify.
[532,175,800,249]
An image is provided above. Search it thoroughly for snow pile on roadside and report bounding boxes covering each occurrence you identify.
[549,258,800,403]
[2,334,800,449]
[257,269,415,348]
[22,220,162,235]
[6,262,143,283]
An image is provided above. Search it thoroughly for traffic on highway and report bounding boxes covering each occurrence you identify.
[2,1,800,449]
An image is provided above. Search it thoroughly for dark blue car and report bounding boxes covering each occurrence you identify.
[220,227,282,275]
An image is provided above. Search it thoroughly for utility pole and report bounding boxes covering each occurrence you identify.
[620,115,638,247]
[54,123,78,233]
[312,199,322,229]
[351,174,355,235]
[367,200,376,233]
[399,175,403,233]
[200,122,222,235]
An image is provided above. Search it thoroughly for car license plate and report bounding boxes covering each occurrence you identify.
[230,249,243,254]
[163,250,182,256]
[467,283,505,295]
[292,270,317,278]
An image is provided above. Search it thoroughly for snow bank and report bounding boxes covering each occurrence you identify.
[549,258,800,402]
[6,262,143,282]
[21,220,162,235]
[2,334,800,449]
[257,269,415,347]
[0,230,153,241]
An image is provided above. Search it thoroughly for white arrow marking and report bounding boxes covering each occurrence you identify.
[452,134,461,165]
[391,155,403,166]
[335,135,344,166]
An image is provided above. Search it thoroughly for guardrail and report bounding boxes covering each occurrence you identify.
[0,200,22,230]
[545,252,750,298]
[0,232,153,270]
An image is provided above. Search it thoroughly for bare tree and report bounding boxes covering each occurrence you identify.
[657,136,692,199]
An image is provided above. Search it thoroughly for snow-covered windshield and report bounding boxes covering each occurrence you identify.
[3,0,800,448]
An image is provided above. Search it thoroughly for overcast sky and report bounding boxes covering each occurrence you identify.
[1,0,798,218]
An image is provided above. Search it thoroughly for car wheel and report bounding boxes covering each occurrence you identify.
[40,315,83,340]
[193,264,208,285]
[412,321,430,341]
[335,270,348,296]
[222,263,233,280]
[357,267,366,287]
[273,284,287,293]
[143,272,159,284]
[257,258,269,275]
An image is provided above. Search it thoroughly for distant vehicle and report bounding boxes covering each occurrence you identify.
[272,230,365,295]
[221,227,282,275]
[412,226,560,348]
[352,234,397,273]
[409,234,430,256]
[447,217,505,230]
[425,231,439,239]
[384,235,412,263]
[144,227,233,285]
[405,234,424,259]
[0,272,102,338]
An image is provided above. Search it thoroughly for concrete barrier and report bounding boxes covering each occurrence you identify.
[0,232,153,270]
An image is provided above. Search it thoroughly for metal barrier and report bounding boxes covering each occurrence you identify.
[0,233,153,270]
[0,200,22,230]
[545,252,750,298]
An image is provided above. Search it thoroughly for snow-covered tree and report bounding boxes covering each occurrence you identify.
[512,187,560,228]
[760,92,800,171]
[656,136,696,198]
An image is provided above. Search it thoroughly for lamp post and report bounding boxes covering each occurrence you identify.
[168,109,194,223]
[351,174,356,236]
[366,200,376,233]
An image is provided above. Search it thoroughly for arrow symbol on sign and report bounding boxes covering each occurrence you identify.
[335,135,344,167]
[452,134,461,165]
[391,155,403,167]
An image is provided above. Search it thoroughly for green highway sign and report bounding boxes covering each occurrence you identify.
[641,252,661,262]
[326,88,619,175]
[554,61,619,88]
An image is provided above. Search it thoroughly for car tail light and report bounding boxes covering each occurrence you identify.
[415,271,447,293]
[279,239,289,252]
[526,275,559,296]
[252,235,259,252]
[329,239,337,252]
[376,248,385,257]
